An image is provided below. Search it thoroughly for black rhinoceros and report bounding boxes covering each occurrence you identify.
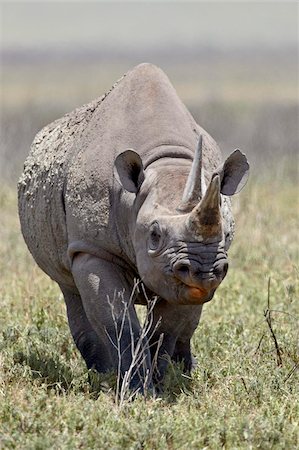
[18,63,249,393]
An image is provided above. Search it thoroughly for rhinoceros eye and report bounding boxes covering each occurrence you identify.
[148,221,162,252]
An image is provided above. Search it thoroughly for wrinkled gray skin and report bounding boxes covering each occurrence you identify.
[18,64,249,393]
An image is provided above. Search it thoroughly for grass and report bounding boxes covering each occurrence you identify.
[0,166,298,449]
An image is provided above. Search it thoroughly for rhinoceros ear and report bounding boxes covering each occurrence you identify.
[114,149,145,194]
[215,149,250,196]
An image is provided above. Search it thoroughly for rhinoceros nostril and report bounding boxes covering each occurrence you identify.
[177,264,190,275]
[214,261,229,279]
[223,261,229,277]
[174,262,190,280]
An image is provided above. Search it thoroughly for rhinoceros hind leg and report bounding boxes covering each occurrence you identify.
[60,286,114,373]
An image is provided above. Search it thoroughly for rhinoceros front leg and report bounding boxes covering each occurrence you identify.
[149,300,202,383]
[171,320,202,373]
[71,253,152,393]
[60,285,114,373]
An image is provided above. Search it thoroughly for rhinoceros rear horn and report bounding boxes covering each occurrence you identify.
[177,135,203,212]
[188,174,222,238]
[114,149,145,194]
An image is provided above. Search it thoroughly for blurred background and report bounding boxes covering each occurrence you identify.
[0,1,298,184]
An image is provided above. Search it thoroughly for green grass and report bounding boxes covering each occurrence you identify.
[0,171,298,449]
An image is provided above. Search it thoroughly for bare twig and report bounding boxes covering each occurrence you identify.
[254,332,265,355]
[106,281,163,408]
[283,362,299,383]
[240,377,250,395]
[264,277,283,367]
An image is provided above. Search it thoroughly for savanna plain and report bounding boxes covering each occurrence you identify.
[0,53,298,449]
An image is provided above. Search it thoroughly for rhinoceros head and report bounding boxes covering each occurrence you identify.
[115,136,249,305]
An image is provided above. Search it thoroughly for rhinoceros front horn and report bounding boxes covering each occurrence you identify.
[177,135,203,213]
[188,174,222,239]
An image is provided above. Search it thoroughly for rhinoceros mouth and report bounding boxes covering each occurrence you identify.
[177,283,215,305]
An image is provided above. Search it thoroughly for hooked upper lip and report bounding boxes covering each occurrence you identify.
[178,282,215,305]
